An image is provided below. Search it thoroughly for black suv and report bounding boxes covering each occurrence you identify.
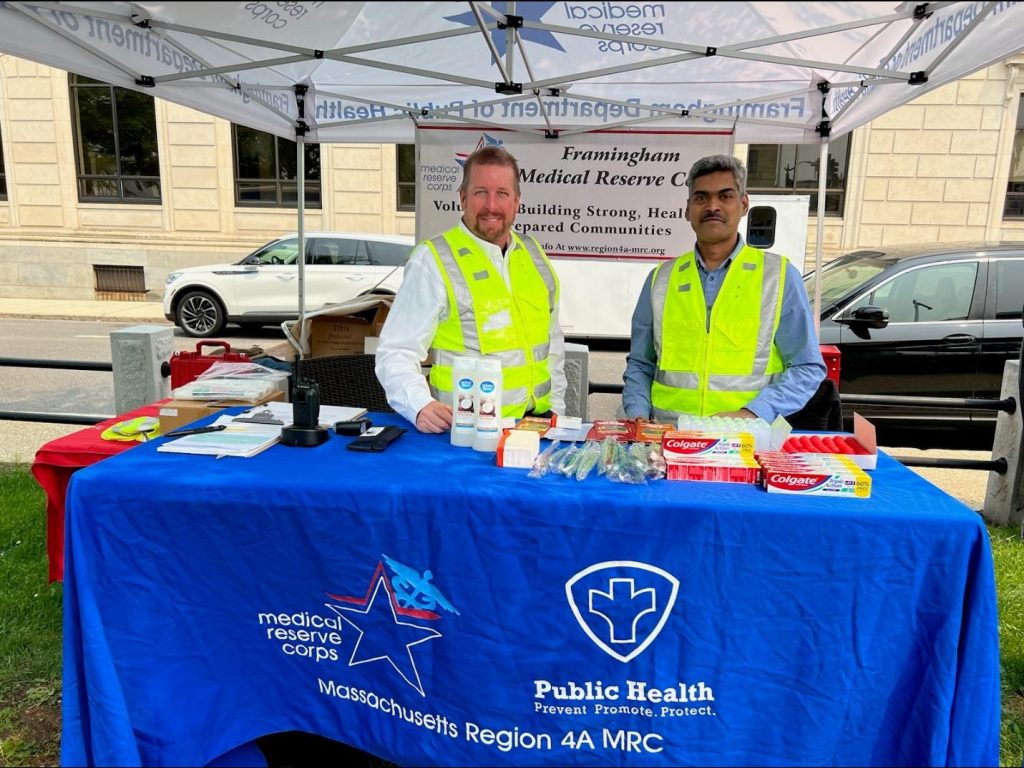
[808,243,1024,448]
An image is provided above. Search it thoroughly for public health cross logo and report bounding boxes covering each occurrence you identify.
[325,554,458,696]
[566,561,679,663]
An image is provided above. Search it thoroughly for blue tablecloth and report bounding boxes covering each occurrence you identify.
[62,412,1000,767]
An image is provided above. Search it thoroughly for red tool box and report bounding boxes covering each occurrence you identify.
[170,341,250,389]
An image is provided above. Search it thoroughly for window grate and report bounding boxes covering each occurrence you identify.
[93,264,146,301]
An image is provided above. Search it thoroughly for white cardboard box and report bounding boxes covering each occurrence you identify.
[782,413,878,470]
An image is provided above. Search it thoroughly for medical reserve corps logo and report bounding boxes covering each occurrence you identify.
[455,132,504,167]
[324,555,458,696]
[565,561,679,663]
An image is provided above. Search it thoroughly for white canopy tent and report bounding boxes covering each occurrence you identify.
[1,0,1023,334]
[3,2,1021,143]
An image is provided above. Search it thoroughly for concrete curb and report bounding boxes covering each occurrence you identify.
[0,312,173,324]
[0,298,171,324]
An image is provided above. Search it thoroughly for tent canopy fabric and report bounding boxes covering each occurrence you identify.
[1,1,1022,145]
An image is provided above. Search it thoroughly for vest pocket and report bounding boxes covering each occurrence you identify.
[663,319,704,371]
[713,321,759,374]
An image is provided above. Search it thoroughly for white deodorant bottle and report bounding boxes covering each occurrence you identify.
[450,356,478,447]
[472,359,503,452]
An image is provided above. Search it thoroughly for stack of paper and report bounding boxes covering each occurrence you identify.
[249,401,367,427]
[171,378,280,403]
[157,422,281,458]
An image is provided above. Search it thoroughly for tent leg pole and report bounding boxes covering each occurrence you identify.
[813,138,828,337]
[297,131,307,358]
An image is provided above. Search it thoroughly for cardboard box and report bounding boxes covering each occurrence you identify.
[260,339,297,362]
[310,303,390,358]
[778,413,878,470]
[158,390,284,432]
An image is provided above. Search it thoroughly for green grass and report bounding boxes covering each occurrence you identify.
[0,464,1023,765]
[0,464,62,767]
[992,523,1024,766]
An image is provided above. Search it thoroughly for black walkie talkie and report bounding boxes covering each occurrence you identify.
[292,378,320,428]
[281,376,329,447]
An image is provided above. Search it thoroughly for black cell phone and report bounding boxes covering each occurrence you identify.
[346,425,406,452]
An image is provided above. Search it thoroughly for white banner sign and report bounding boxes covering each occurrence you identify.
[416,127,732,337]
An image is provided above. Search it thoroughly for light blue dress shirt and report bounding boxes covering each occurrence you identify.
[622,236,826,422]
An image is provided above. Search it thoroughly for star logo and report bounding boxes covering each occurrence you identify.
[326,562,450,696]
[455,132,504,167]
[444,2,564,58]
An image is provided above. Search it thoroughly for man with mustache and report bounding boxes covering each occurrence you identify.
[376,145,566,433]
[622,154,825,423]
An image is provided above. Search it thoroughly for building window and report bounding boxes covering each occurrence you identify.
[233,125,321,208]
[1004,95,1024,219]
[397,144,416,211]
[69,74,160,202]
[0,120,7,200]
[746,133,851,216]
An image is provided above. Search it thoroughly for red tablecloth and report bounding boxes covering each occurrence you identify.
[31,402,164,582]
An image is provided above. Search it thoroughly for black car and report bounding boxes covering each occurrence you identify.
[807,243,1024,449]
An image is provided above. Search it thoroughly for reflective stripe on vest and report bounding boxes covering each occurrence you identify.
[426,227,558,418]
[651,245,785,419]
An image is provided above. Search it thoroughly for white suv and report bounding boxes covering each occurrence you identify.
[163,232,415,337]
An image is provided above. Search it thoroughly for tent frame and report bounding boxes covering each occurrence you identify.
[1,1,1017,342]
[10,0,958,141]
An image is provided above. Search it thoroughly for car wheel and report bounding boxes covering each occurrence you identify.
[176,290,226,337]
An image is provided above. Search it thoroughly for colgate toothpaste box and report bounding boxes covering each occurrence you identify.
[779,413,877,470]
[662,430,754,460]
[666,455,761,484]
[761,454,872,498]
[757,451,850,469]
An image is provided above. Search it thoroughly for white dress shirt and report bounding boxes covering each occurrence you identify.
[375,221,567,426]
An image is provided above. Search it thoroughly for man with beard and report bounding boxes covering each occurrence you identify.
[376,146,566,433]
[622,154,825,423]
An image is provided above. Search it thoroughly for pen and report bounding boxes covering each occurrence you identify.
[164,424,228,438]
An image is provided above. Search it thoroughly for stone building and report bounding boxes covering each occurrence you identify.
[0,52,1022,301]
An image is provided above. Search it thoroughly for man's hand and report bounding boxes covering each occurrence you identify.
[416,400,453,433]
[715,408,757,419]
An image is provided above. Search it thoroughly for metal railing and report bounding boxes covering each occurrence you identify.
[839,394,1016,412]
[0,357,113,372]
[0,357,114,425]
[838,393,1015,474]
[4,351,1020,478]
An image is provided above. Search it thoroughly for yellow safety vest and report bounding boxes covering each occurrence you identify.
[426,227,559,418]
[100,416,161,442]
[650,245,785,419]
